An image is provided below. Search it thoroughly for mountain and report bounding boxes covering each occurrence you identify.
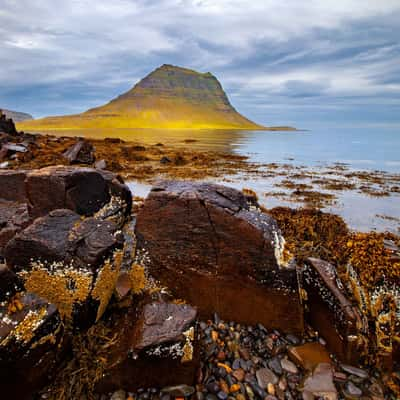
[18,65,266,130]
[2,108,33,122]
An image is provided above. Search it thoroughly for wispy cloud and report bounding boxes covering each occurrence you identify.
[0,0,399,127]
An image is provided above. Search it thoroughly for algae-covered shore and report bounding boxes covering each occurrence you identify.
[0,116,399,399]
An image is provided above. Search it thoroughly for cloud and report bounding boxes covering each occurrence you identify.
[0,0,399,127]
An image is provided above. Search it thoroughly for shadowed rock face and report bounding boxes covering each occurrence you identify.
[135,181,303,333]
[96,299,198,393]
[303,258,364,364]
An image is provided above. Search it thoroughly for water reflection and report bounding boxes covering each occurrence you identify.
[40,128,250,153]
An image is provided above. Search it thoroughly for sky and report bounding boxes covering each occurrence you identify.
[1,0,400,129]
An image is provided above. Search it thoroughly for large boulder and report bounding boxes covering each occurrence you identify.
[135,181,303,333]
[0,292,67,398]
[0,112,17,135]
[95,298,198,393]
[0,166,132,219]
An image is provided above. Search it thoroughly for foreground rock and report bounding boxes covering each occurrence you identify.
[302,258,364,364]
[96,299,198,392]
[135,181,303,333]
[0,166,131,252]
[0,292,67,398]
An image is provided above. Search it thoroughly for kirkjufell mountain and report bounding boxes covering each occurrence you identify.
[18,65,266,130]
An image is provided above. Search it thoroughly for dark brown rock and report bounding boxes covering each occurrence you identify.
[5,209,121,271]
[0,170,28,202]
[63,139,95,164]
[4,209,81,270]
[0,292,67,399]
[95,299,198,393]
[135,181,303,333]
[303,258,363,363]
[0,264,22,301]
[288,342,331,372]
[0,112,17,135]
[0,200,30,256]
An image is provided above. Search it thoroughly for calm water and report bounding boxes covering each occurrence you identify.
[45,127,400,232]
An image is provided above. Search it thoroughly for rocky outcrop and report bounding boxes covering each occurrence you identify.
[135,181,303,333]
[302,258,364,364]
[95,298,198,393]
[0,165,131,219]
[0,110,18,135]
[1,108,33,122]
[63,139,95,164]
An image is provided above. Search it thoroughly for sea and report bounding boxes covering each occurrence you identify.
[46,127,400,233]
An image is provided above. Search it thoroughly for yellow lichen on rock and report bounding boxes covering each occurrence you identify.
[129,264,147,294]
[22,262,93,320]
[92,250,123,322]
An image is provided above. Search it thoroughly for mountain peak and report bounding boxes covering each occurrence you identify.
[18,65,264,130]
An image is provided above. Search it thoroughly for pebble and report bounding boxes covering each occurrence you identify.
[232,368,245,382]
[344,381,363,398]
[216,391,228,400]
[340,364,368,380]
[111,390,126,400]
[256,368,278,388]
[280,358,298,374]
[161,385,195,397]
[267,357,283,375]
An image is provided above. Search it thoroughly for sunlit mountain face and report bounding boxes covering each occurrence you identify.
[18,65,264,131]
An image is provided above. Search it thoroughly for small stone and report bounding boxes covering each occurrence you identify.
[280,358,298,374]
[239,347,250,361]
[278,377,287,391]
[220,380,229,394]
[206,395,218,400]
[229,384,240,393]
[343,382,362,399]
[268,357,283,375]
[256,368,278,389]
[303,363,337,400]
[340,365,368,380]
[236,394,246,400]
[267,383,275,396]
[285,334,300,345]
[250,383,267,399]
[111,390,126,400]
[161,385,195,398]
[232,368,245,382]
[206,382,220,394]
[217,391,228,400]
[333,371,347,382]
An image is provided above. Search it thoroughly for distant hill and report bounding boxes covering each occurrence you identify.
[2,108,33,122]
[18,65,268,130]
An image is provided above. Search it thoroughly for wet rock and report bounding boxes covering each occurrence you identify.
[340,364,368,380]
[280,358,298,374]
[343,381,363,398]
[302,363,337,400]
[63,139,95,164]
[0,292,67,398]
[302,258,363,363]
[161,384,195,397]
[135,181,303,333]
[256,367,278,388]
[95,300,198,393]
[288,342,331,371]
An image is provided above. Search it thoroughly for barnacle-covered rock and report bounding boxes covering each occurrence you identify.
[95,299,198,393]
[0,292,67,398]
[4,209,124,327]
[302,257,364,364]
[135,181,303,333]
